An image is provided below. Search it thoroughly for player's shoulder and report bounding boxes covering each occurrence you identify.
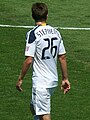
[27,25,39,35]
[48,25,61,34]
[26,26,40,43]
[26,25,39,38]
[48,25,62,39]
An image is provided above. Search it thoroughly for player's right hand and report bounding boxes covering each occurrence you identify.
[16,79,23,92]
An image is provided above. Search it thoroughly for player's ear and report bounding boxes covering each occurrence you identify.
[46,14,48,20]
[47,14,48,19]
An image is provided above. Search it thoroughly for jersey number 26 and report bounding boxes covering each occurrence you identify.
[42,37,58,60]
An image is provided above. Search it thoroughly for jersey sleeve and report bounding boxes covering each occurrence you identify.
[25,30,36,57]
[58,38,66,55]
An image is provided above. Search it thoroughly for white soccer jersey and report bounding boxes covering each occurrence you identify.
[25,25,66,88]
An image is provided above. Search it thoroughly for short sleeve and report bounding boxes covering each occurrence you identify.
[25,30,36,57]
[58,38,66,55]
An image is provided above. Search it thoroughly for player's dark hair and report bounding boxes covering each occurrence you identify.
[31,3,48,22]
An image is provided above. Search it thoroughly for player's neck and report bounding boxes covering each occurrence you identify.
[36,21,46,26]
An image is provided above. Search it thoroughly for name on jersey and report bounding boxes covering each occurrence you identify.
[36,28,59,38]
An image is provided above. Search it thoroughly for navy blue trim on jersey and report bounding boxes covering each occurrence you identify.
[28,30,36,44]
[28,25,40,44]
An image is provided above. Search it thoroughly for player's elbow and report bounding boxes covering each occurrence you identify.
[26,60,32,65]
[25,56,33,65]
[58,54,66,62]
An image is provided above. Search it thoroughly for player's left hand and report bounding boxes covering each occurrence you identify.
[16,79,23,92]
[61,79,70,94]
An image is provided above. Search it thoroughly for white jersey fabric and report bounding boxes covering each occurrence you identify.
[25,25,66,88]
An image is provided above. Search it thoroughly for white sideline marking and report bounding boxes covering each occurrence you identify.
[59,27,90,30]
[0,24,34,29]
[0,24,90,30]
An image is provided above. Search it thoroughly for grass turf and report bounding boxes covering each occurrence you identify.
[0,0,90,120]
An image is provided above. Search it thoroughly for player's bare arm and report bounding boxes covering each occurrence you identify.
[16,56,33,92]
[58,54,70,94]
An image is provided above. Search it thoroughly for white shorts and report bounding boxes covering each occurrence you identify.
[31,87,56,115]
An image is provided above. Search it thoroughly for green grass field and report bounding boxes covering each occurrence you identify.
[0,0,90,120]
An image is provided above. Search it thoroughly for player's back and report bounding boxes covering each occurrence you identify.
[25,25,65,88]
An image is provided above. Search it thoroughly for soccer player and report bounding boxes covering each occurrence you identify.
[16,2,70,120]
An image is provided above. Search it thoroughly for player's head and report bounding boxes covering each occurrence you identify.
[31,2,48,22]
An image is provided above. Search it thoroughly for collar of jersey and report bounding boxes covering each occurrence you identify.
[36,23,46,26]
[36,23,47,27]
[41,23,46,26]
